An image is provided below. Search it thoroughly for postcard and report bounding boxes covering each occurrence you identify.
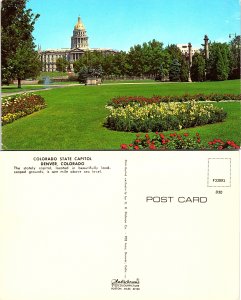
[0,0,240,299]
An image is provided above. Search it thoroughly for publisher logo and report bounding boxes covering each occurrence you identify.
[111,278,140,290]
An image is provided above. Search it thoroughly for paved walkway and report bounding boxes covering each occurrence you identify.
[1,84,80,97]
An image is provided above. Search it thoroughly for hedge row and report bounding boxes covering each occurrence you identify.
[107,93,241,108]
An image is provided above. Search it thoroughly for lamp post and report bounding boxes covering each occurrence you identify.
[229,33,236,39]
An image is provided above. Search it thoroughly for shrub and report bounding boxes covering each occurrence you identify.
[105,101,227,132]
[120,132,240,150]
[107,93,241,108]
[68,75,79,82]
[1,93,46,125]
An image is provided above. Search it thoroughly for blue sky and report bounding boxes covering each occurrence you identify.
[27,0,240,51]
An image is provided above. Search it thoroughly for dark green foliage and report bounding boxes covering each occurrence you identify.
[72,39,236,83]
[8,40,42,85]
[166,44,183,61]
[73,40,172,79]
[78,66,89,83]
[206,42,230,81]
[229,35,240,79]
[1,0,41,87]
[78,65,103,83]
[169,59,181,81]
[56,57,69,72]
[216,49,229,81]
[180,58,189,82]
[191,53,206,81]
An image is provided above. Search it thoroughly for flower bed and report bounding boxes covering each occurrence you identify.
[121,132,240,150]
[2,93,46,125]
[105,101,227,132]
[107,93,241,108]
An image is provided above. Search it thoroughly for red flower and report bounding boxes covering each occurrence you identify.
[208,141,213,145]
[159,133,165,139]
[145,134,150,139]
[129,144,133,147]
[134,145,139,150]
[121,144,128,150]
[149,144,156,150]
[183,133,189,137]
[197,139,201,143]
[218,146,223,150]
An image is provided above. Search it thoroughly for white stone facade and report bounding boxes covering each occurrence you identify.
[176,44,200,56]
[39,17,117,72]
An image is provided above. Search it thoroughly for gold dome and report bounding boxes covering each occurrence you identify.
[74,16,85,30]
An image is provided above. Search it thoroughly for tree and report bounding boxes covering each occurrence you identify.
[127,40,168,79]
[180,57,189,82]
[206,42,230,81]
[146,39,165,78]
[112,51,130,78]
[229,35,240,79]
[169,59,181,81]
[78,65,103,84]
[1,0,41,87]
[78,66,88,83]
[8,40,42,87]
[166,44,183,62]
[191,53,206,81]
[56,57,69,72]
[128,44,145,77]
[216,48,229,81]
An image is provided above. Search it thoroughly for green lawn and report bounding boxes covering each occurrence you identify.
[1,82,80,94]
[2,85,47,94]
[2,80,240,150]
[103,79,156,84]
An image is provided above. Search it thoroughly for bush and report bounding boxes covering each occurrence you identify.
[107,93,241,108]
[1,93,46,125]
[120,132,240,150]
[68,75,79,82]
[105,101,227,132]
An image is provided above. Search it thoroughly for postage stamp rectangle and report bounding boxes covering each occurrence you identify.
[207,158,231,187]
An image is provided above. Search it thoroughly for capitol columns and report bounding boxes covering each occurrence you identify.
[203,35,209,80]
[188,42,193,82]
[204,35,209,60]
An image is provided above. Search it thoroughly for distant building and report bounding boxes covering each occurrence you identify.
[39,16,118,72]
[176,44,200,56]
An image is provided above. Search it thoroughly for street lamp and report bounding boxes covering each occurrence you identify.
[229,33,236,39]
